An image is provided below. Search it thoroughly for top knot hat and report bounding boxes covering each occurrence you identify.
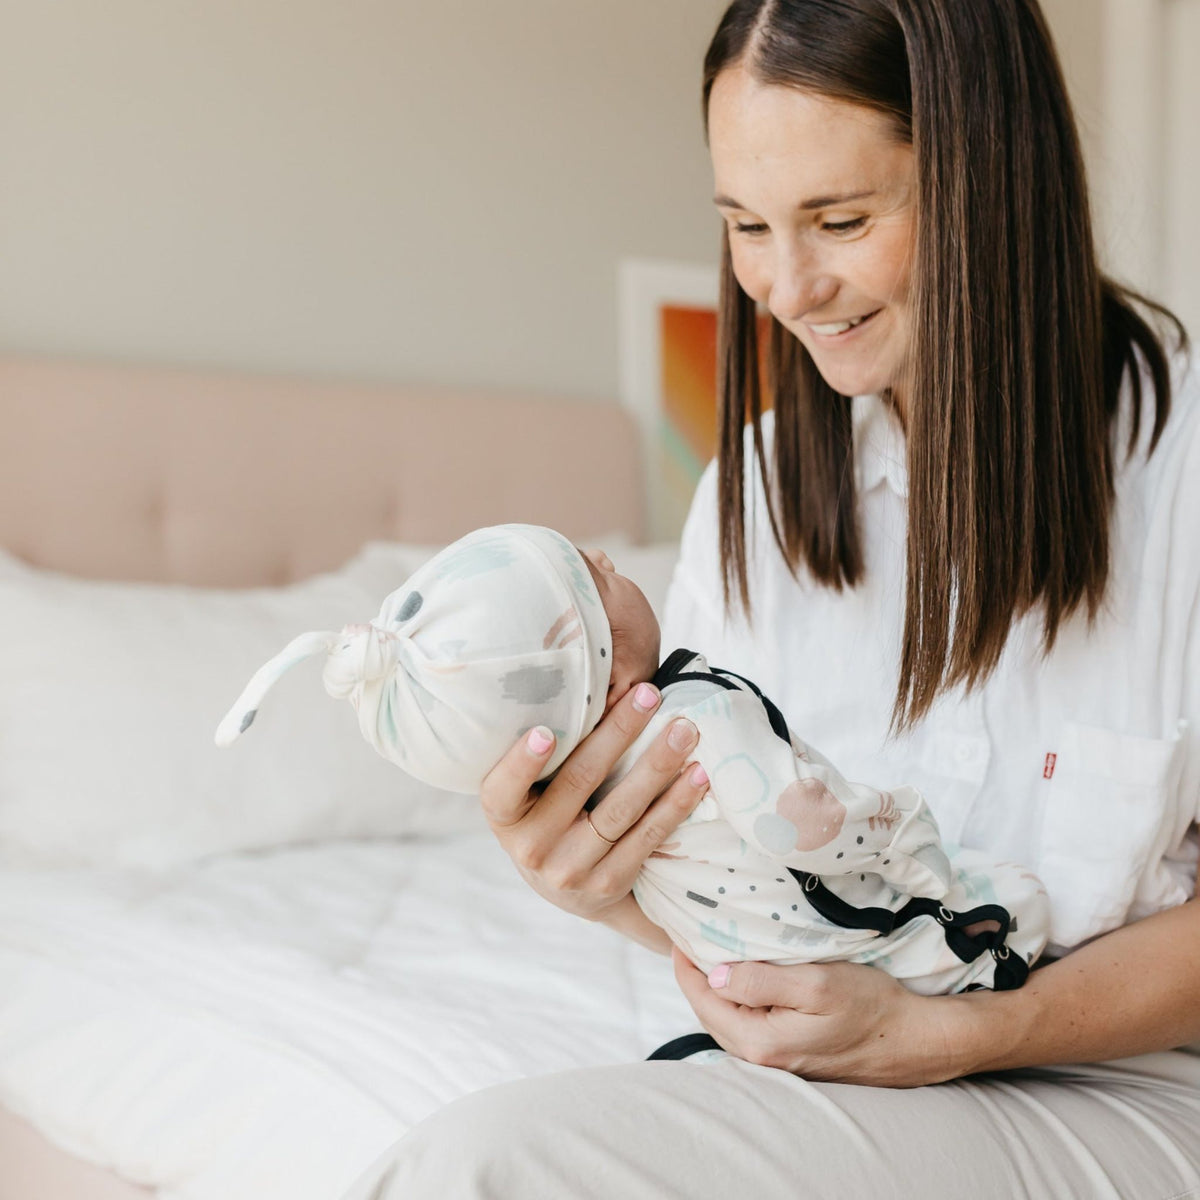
[216,525,613,793]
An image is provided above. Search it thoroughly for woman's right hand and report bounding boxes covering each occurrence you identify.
[479,682,709,929]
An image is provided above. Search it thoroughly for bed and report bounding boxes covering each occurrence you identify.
[0,354,695,1199]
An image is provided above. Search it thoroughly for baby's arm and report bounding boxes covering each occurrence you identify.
[683,689,952,898]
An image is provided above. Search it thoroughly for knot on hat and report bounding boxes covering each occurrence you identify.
[322,622,401,705]
[216,524,614,794]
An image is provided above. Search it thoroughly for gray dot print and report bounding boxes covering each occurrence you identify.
[397,592,423,621]
[500,665,566,705]
[239,709,257,733]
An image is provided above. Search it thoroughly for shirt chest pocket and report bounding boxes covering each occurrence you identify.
[1038,719,1185,949]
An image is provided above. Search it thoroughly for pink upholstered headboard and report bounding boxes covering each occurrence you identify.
[0,354,645,586]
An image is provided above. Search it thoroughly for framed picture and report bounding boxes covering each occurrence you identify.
[618,258,722,542]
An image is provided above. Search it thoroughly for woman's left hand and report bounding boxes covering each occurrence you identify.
[671,948,970,1088]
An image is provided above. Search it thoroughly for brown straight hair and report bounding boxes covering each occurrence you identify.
[703,0,1190,733]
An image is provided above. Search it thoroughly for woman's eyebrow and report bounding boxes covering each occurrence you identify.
[713,189,877,211]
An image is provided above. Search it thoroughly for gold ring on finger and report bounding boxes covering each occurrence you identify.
[585,811,619,845]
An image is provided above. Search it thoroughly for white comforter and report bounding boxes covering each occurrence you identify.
[0,832,696,1199]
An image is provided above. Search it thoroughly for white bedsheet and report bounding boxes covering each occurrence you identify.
[0,832,696,1199]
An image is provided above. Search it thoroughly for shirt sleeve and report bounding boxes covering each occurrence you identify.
[1160,351,1200,829]
[1185,578,1200,830]
[683,688,954,899]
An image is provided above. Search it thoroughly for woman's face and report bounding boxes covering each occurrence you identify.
[708,67,916,410]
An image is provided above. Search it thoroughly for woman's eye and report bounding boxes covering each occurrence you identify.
[822,217,868,235]
[732,221,768,236]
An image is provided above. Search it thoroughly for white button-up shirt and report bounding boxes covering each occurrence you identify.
[662,349,1200,955]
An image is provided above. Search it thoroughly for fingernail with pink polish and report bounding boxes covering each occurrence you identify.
[526,726,554,756]
[689,763,709,788]
[708,963,732,989]
[633,683,659,712]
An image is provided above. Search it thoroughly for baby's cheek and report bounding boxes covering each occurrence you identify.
[609,636,655,690]
[619,624,657,681]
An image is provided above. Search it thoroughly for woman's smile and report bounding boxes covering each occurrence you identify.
[804,307,883,341]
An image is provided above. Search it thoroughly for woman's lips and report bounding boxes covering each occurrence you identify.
[807,308,882,340]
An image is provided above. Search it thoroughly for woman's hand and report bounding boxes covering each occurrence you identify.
[671,949,968,1088]
[480,682,710,932]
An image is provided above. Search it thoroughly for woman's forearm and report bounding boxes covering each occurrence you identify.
[949,898,1200,1074]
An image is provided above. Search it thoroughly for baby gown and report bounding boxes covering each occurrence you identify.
[594,648,1050,993]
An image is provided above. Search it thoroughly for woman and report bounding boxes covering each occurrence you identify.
[352,1,1200,1194]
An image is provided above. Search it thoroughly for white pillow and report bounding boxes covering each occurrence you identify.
[0,545,484,870]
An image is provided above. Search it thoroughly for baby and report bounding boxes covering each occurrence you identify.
[217,524,1049,1000]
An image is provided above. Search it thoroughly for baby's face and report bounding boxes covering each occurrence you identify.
[581,549,661,715]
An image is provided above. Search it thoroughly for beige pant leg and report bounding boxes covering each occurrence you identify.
[345,1048,1200,1200]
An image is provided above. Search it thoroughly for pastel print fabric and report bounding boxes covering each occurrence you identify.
[601,653,1051,987]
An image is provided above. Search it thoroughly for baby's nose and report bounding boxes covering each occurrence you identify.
[583,548,614,572]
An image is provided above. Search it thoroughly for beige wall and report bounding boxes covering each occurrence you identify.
[1162,0,1200,338]
[1,2,1185,402]
[1039,0,1139,288]
[0,1,728,402]
[1039,0,1105,183]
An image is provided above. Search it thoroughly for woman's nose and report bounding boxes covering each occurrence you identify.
[767,243,836,323]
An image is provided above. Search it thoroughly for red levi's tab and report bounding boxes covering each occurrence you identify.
[1043,752,1057,780]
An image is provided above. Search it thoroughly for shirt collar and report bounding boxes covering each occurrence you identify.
[852,392,908,499]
